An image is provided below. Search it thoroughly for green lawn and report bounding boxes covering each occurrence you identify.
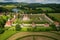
[0,30,16,40]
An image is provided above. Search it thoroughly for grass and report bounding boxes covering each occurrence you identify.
[0,30,16,40]
[36,7,54,12]
[48,13,60,22]
[21,27,28,31]
[17,27,53,32]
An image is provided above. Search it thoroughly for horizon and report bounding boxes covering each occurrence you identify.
[0,0,60,4]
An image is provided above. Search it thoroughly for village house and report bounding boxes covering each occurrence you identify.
[44,23,49,27]
[54,21,60,30]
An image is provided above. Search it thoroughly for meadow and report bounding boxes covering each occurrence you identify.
[48,13,60,22]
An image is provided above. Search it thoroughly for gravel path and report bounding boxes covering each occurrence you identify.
[7,32,60,40]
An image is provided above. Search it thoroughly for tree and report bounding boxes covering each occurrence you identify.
[0,15,8,34]
[0,27,4,34]
[15,24,21,31]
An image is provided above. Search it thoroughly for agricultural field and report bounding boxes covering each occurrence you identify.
[36,7,54,12]
[48,13,60,22]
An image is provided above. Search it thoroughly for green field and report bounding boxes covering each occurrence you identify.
[48,13,60,22]
[0,30,16,40]
[36,7,54,12]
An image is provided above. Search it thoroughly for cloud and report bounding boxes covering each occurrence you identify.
[0,0,4,2]
[17,0,60,3]
[35,0,44,2]
[16,0,25,2]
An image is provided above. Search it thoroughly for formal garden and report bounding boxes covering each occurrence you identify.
[4,13,58,31]
[0,3,60,40]
[0,13,60,40]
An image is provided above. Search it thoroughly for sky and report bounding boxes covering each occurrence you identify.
[0,0,60,4]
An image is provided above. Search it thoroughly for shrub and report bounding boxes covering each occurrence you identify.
[27,27,52,32]
[15,24,21,31]
[0,27,4,34]
[50,24,56,31]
